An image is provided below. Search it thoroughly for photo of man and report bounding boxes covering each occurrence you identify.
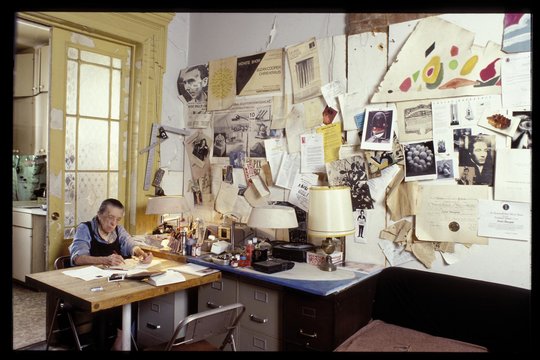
[177,64,209,104]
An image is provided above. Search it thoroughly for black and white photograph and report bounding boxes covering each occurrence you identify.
[457,134,495,186]
[511,110,532,149]
[436,158,454,179]
[213,98,272,158]
[325,156,373,210]
[361,105,396,151]
[403,140,437,181]
[177,64,209,104]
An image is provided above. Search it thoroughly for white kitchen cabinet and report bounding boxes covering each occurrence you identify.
[14,45,49,97]
[13,92,48,155]
[12,209,46,282]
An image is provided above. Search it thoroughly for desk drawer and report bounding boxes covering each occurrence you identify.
[238,327,280,351]
[283,294,333,350]
[198,276,237,311]
[138,298,175,341]
[13,211,32,228]
[238,281,280,337]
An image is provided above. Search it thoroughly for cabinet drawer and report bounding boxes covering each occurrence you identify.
[13,211,33,228]
[238,327,280,351]
[138,298,175,341]
[198,276,237,311]
[238,281,280,337]
[283,294,333,350]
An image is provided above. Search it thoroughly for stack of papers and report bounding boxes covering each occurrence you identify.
[168,263,219,277]
[146,270,186,286]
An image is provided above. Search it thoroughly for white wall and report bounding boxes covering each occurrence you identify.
[187,13,346,65]
[162,12,530,290]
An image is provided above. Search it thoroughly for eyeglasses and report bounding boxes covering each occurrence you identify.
[104,214,123,223]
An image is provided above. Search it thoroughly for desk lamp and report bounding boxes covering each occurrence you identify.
[307,186,354,271]
[247,205,299,243]
[146,195,190,234]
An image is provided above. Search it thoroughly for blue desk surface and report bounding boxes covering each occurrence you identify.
[187,256,379,296]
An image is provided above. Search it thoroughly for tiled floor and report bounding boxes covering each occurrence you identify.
[12,282,47,350]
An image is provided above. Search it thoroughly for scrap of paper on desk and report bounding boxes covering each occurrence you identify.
[416,184,490,244]
[62,266,110,281]
[109,258,163,271]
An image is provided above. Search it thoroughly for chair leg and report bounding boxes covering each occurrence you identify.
[131,333,138,351]
[219,331,236,351]
[45,298,61,351]
[66,312,83,351]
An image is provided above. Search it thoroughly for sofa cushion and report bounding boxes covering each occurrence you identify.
[334,320,487,352]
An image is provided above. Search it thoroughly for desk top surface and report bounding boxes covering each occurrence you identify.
[187,256,378,296]
[25,257,221,312]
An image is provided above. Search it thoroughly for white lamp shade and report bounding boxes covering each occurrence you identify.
[247,205,299,229]
[307,186,355,237]
[146,196,190,215]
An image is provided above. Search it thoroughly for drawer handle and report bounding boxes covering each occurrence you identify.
[146,322,161,330]
[206,301,222,309]
[299,329,317,338]
[249,314,268,324]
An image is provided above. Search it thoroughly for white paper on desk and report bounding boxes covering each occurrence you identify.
[109,258,163,271]
[62,266,109,281]
[300,133,325,173]
[416,184,490,244]
[494,149,531,203]
[477,200,531,241]
[146,270,186,286]
[501,52,531,109]
[168,263,219,277]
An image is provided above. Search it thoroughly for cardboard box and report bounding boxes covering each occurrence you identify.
[306,251,343,267]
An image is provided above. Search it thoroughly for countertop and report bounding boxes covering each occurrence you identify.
[187,256,379,296]
[13,205,47,216]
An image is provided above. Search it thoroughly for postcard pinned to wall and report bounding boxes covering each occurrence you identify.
[372,16,504,103]
[360,105,396,151]
[208,56,237,111]
[494,148,531,203]
[236,48,284,97]
[395,100,433,143]
[416,184,490,244]
[286,37,322,104]
[477,200,530,241]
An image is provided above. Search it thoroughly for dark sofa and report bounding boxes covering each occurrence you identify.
[336,267,531,353]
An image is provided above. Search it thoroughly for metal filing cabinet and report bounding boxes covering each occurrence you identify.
[137,291,188,348]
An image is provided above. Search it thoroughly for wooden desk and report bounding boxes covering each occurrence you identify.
[26,257,221,351]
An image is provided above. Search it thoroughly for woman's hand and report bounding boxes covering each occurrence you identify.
[104,253,125,266]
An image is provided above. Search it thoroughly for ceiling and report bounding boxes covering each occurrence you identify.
[15,19,50,51]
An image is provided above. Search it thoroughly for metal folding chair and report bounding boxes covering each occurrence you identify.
[152,303,246,351]
[46,255,86,350]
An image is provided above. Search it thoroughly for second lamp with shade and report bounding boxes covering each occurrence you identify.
[307,186,355,271]
[247,205,299,243]
[146,195,190,234]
